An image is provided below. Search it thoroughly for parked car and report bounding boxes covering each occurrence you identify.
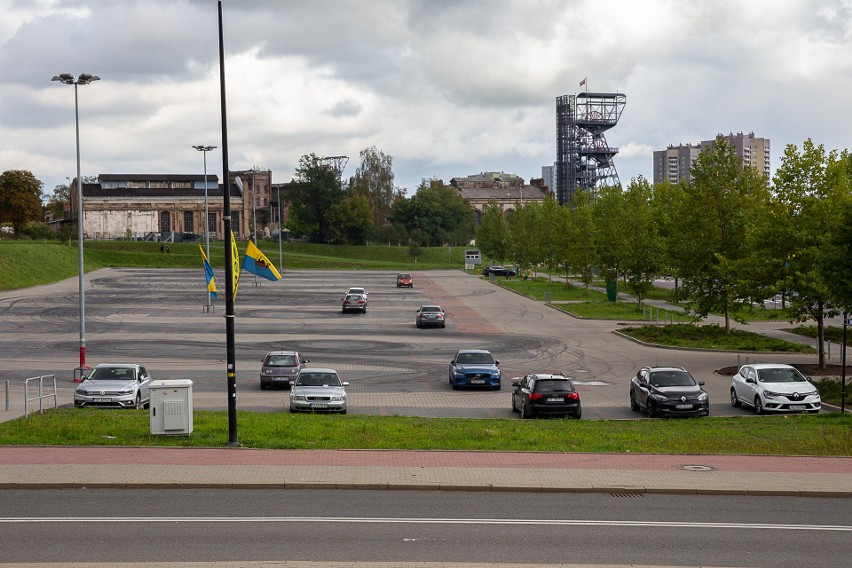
[342,293,367,313]
[630,366,709,418]
[289,368,349,413]
[449,349,501,390]
[481,265,516,277]
[259,351,309,390]
[396,273,414,288]
[416,305,445,328]
[511,373,581,419]
[73,363,152,409]
[731,363,820,414]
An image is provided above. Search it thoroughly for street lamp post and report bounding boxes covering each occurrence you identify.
[250,171,259,287]
[277,184,283,270]
[193,145,217,312]
[52,72,99,378]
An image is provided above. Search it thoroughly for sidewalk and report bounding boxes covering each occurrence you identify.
[1,446,850,496]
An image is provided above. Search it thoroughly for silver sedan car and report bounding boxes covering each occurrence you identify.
[289,368,349,414]
[74,363,152,409]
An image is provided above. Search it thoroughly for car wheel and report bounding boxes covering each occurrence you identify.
[494,382,501,391]
[134,393,143,410]
[572,407,582,420]
[630,390,639,411]
[520,400,533,419]
[511,395,517,412]
[730,388,740,407]
[260,382,267,391]
[754,396,764,415]
[646,402,655,418]
[416,322,421,328]
[440,323,445,328]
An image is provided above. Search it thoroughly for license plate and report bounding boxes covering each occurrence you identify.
[546,397,564,402]
[93,398,111,403]
[471,379,485,384]
[790,405,806,410]
[273,377,289,382]
[310,404,328,409]
[675,404,692,409]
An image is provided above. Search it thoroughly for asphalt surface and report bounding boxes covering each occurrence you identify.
[0,268,850,498]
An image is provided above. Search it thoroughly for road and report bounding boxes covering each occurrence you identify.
[0,267,824,419]
[1,489,849,566]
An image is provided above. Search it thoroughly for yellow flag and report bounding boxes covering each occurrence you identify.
[230,232,241,301]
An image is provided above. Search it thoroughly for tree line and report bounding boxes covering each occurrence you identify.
[475,137,852,366]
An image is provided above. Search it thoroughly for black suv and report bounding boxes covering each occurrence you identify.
[630,366,709,418]
[511,373,581,419]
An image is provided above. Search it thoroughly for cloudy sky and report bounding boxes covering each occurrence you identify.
[2,0,851,198]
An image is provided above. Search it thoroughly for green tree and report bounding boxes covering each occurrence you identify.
[620,177,662,309]
[593,185,630,290]
[475,201,509,264]
[565,189,597,294]
[825,180,852,313]
[508,200,541,276]
[45,183,70,220]
[327,194,374,244]
[389,179,474,246]
[0,170,44,237]
[765,140,848,366]
[670,136,770,332]
[349,146,398,228]
[286,154,345,243]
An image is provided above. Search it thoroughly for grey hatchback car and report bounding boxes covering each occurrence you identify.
[260,351,309,390]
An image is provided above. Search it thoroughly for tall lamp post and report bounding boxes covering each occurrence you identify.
[52,72,99,378]
[193,144,217,312]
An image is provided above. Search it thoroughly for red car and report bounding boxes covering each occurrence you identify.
[396,273,413,288]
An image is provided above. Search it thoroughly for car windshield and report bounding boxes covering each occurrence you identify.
[421,306,441,312]
[757,367,806,383]
[649,371,696,387]
[399,274,411,279]
[266,355,296,367]
[88,367,133,380]
[457,352,494,365]
[296,373,341,387]
[534,379,573,393]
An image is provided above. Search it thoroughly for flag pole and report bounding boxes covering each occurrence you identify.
[218,0,239,446]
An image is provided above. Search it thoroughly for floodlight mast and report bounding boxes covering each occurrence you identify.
[51,73,100,377]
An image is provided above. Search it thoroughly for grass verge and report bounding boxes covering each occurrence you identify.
[619,324,815,353]
[1,409,849,456]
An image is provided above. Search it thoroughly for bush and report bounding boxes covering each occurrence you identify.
[22,221,52,240]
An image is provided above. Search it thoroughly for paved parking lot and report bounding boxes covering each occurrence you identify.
[0,268,823,420]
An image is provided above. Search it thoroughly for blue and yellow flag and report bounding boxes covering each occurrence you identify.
[241,240,282,281]
[230,232,241,301]
[198,246,217,300]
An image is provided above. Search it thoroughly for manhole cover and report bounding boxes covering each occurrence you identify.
[680,464,716,472]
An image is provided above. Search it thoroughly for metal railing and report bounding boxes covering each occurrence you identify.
[24,375,58,417]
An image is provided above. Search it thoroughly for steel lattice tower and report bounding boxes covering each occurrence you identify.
[556,91,626,204]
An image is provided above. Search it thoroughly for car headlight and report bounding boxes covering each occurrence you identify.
[698,392,708,401]
[762,390,781,398]
[650,393,669,402]
[75,389,87,396]
[291,395,306,401]
[119,390,133,396]
[331,396,344,401]
[805,391,820,398]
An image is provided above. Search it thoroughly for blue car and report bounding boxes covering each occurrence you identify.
[449,349,501,390]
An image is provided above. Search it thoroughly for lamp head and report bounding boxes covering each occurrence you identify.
[52,73,75,84]
[77,74,100,85]
[193,145,217,152]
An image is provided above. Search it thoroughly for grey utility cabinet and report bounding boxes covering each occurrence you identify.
[149,379,193,436]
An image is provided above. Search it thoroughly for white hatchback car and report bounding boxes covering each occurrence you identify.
[730,363,820,414]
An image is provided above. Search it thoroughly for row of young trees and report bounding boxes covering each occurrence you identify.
[283,147,474,246]
[475,138,852,367]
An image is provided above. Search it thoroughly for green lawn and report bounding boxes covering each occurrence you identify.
[619,324,815,353]
[1,409,849,456]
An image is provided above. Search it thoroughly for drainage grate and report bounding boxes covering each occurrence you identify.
[680,464,716,472]
[610,492,643,497]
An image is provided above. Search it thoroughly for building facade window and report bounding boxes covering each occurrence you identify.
[183,211,193,233]
[159,211,170,233]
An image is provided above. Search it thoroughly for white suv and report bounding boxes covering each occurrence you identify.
[730,363,820,414]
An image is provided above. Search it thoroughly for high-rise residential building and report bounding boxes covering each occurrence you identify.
[700,132,771,178]
[653,132,771,185]
[653,144,701,185]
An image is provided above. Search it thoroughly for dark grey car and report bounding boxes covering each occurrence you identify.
[260,351,309,390]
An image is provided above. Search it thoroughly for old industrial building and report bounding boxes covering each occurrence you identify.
[450,172,549,222]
